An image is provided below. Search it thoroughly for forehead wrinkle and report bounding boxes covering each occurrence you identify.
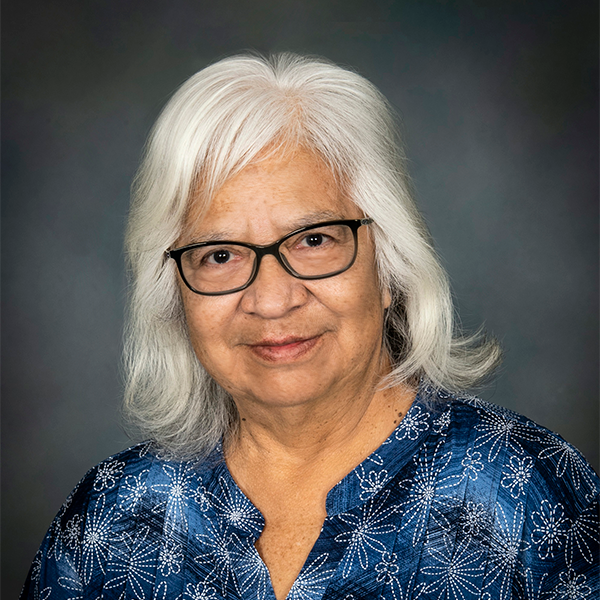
[183,209,349,245]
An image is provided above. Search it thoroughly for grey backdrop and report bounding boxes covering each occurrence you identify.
[3,1,598,597]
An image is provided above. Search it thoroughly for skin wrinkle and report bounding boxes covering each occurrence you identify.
[180,210,345,250]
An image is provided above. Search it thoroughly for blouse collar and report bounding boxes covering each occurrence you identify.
[203,385,440,535]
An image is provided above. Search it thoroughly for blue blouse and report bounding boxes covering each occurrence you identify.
[22,387,599,599]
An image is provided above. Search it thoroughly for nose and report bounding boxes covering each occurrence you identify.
[239,254,309,318]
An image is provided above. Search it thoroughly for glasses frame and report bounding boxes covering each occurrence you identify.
[165,218,374,296]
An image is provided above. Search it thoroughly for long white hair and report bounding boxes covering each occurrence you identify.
[124,53,501,459]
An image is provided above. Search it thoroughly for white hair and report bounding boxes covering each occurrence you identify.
[124,52,501,459]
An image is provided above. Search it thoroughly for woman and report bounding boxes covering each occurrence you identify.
[23,53,598,600]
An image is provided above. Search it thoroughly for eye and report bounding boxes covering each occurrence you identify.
[300,233,329,248]
[206,249,233,264]
[187,246,245,269]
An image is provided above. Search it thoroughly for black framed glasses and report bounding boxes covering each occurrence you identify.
[165,218,374,296]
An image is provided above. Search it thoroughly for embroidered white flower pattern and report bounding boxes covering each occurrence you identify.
[531,500,569,560]
[473,411,537,462]
[460,448,484,481]
[375,551,400,584]
[207,476,262,535]
[195,522,240,596]
[158,539,183,577]
[63,514,84,550]
[287,553,336,600]
[432,409,451,434]
[194,483,211,512]
[538,437,596,491]
[483,502,530,600]
[564,502,600,567]
[336,490,398,577]
[549,569,592,600]
[399,440,459,545]
[501,455,533,498]
[105,525,157,599]
[421,535,485,599]
[356,465,390,501]
[182,581,218,600]
[395,405,430,441]
[375,552,405,600]
[80,494,115,584]
[229,536,270,600]
[460,501,491,538]
[93,460,125,492]
[119,469,149,513]
[151,463,200,532]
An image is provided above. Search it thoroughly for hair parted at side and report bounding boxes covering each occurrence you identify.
[124,52,501,459]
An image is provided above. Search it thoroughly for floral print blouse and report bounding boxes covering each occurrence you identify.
[22,387,599,599]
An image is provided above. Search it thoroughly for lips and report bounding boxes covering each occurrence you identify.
[247,334,322,362]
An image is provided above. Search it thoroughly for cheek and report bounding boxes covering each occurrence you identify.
[181,294,235,363]
[320,253,386,313]
[310,272,386,336]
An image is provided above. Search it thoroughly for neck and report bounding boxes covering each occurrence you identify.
[225,375,416,484]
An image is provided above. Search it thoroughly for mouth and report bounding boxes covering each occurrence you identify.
[247,334,322,362]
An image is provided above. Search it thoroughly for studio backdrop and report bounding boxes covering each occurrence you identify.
[3,1,598,598]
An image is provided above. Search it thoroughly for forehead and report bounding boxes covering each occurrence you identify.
[183,150,360,241]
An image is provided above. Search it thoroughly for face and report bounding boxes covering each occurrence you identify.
[178,150,391,409]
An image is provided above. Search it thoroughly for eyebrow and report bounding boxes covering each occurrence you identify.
[185,210,346,244]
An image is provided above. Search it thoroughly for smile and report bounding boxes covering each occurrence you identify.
[247,335,322,362]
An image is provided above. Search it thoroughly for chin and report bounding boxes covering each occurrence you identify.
[243,372,334,407]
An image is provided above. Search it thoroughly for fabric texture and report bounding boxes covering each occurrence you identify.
[22,387,600,599]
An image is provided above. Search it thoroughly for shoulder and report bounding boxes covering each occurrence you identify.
[53,442,161,519]
[408,388,599,595]
[434,391,599,510]
[22,442,218,599]
[54,441,221,526]
[53,441,220,512]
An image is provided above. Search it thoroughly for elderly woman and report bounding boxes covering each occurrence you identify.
[23,54,598,600]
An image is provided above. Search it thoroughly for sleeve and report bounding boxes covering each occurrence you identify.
[20,457,125,600]
[20,472,90,599]
[535,496,600,597]
[518,434,600,598]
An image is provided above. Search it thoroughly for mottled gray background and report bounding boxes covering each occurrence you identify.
[3,0,598,596]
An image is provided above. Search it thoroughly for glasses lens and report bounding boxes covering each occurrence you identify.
[180,244,255,294]
[281,224,356,277]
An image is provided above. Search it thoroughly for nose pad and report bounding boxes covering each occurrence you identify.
[240,254,308,317]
